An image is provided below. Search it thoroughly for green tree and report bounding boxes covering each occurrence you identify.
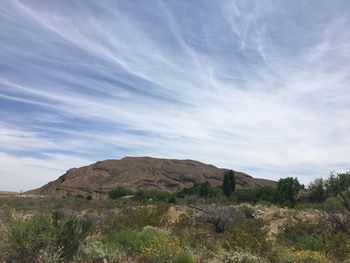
[306,178,327,203]
[198,182,211,198]
[277,177,302,206]
[325,172,350,213]
[222,170,236,198]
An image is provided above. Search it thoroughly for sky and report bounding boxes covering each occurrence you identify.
[1,0,350,191]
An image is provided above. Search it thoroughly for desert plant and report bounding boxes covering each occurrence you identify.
[176,251,195,263]
[75,239,123,262]
[223,218,271,257]
[140,228,182,263]
[191,204,244,233]
[109,187,131,199]
[2,213,55,262]
[55,215,92,260]
[277,220,326,251]
[322,231,350,261]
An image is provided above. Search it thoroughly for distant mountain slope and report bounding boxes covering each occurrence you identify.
[27,157,276,197]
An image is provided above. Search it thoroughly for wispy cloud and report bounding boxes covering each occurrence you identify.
[0,0,350,190]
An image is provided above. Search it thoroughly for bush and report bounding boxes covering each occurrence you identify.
[322,231,350,261]
[37,246,63,263]
[140,227,182,263]
[85,195,93,201]
[198,182,211,198]
[233,187,278,204]
[103,226,184,262]
[176,251,195,263]
[2,213,55,262]
[104,227,142,255]
[193,204,244,233]
[277,220,325,251]
[55,215,92,260]
[109,187,131,199]
[75,239,123,262]
[223,219,271,257]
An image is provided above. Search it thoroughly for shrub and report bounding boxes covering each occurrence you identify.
[322,231,350,261]
[54,214,92,260]
[223,219,271,257]
[277,220,325,251]
[198,182,211,198]
[233,187,278,204]
[104,227,142,255]
[2,213,55,262]
[109,187,131,199]
[192,204,244,233]
[37,246,63,263]
[75,239,123,262]
[85,195,93,201]
[126,204,170,228]
[176,251,195,263]
[140,229,182,263]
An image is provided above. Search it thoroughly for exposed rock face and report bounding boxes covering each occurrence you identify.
[27,157,276,197]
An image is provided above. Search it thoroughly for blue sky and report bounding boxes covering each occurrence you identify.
[1,0,350,191]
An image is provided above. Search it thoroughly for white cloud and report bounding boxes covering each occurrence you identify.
[0,0,349,190]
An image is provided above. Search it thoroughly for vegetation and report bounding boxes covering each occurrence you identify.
[222,170,236,198]
[0,171,349,262]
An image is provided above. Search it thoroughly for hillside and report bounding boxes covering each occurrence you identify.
[27,156,275,197]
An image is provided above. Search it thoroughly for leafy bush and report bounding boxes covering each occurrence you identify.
[104,227,142,255]
[2,213,55,262]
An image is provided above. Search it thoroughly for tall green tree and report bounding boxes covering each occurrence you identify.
[222,170,236,198]
[277,177,303,206]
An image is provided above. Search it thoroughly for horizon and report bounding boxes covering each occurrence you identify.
[1,1,350,191]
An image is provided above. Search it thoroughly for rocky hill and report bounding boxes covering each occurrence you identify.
[27,157,276,197]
